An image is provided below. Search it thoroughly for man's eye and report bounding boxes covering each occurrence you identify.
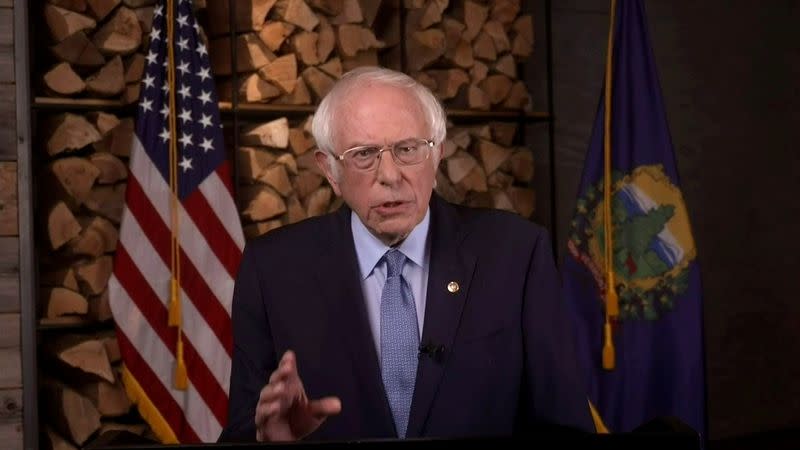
[397,146,416,154]
[353,148,377,160]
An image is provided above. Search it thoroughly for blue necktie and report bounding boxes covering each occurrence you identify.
[380,249,419,438]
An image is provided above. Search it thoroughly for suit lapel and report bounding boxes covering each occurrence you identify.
[314,207,396,437]
[406,195,476,437]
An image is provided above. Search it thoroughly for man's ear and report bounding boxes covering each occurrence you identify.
[314,149,342,196]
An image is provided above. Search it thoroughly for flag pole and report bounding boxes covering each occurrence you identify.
[166,0,188,390]
[602,0,619,371]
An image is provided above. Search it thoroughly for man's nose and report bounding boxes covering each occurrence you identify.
[375,147,402,184]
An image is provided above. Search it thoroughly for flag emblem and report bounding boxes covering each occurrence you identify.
[567,164,696,321]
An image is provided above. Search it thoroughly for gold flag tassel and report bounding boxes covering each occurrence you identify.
[166,0,186,389]
[602,0,619,371]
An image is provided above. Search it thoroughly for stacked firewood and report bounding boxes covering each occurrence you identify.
[405,0,534,110]
[36,112,155,448]
[237,114,535,239]
[204,0,399,104]
[41,0,155,103]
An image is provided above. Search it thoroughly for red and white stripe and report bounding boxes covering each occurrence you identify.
[109,136,244,443]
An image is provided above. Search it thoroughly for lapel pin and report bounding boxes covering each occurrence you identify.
[447,281,459,293]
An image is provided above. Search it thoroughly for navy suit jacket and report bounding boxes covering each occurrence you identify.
[220,194,594,442]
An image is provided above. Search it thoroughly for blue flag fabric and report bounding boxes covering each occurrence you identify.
[561,0,707,439]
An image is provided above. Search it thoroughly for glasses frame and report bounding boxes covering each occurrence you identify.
[330,138,436,171]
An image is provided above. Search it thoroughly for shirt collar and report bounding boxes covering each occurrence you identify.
[351,208,431,280]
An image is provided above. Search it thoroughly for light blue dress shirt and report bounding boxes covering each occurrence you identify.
[351,209,431,357]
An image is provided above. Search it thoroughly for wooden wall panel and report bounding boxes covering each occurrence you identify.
[0,313,18,349]
[0,84,14,161]
[0,237,17,314]
[0,7,12,83]
[0,162,16,235]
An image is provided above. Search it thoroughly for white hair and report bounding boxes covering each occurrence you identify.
[311,66,448,180]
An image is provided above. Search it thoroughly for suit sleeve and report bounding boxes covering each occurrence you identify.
[520,229,595,433]
[218,243,278,442]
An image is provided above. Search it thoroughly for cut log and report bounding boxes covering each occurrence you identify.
[508,186,535,217]
[305,186,332,217]
[41,287,89,318]
[502,80,530,109]
[123,53,145,83]
[446,39,474,69]
[77,215,118,254]
[87,111,120,136]
[44,63,86,96]
[241,118,290,148]
[274,76,312,105]
[490,121,517,147]
[51,31,106,67]
[258,21,296,52]
[330,0,362,24]
[483,20,510,54]
[469,60,488,83]
[45,4,97,43]
[210,33,275,75]
[122,0,156,6]
[240,185,287,221]
[337,25,384,57]
[428,69,469,100]
[46,113,102,156]
[278,152,300,174]
[86,55,125,96]
[285,195,307,223]
[258,164,292,197]
[206,0,277,36]
[316,17,335,62]
[93,6,143,55]
[318,57,342,79]
[487,170,514,190]
[46,202,82,250]
[461,0,488,42]
[288,128,315,155]
[89,152,128,184]
[258,54,298,94]
[272,0,320,32]
[84,183,126,223]
[99,332,121,363]
[307,0,344,15]
[472,31,497,61]
[406,28,446,72]
[48,334,115,382]
[42,426,78,450]
[293,170,323,199]
[511,15,534,58]
[43,381,101,446]
[341,49,379,72]
[88,288,113,322]
[479,74,512,104]
[467,84,490,110]
[49,156,102,206]
[477,139,511,175]
[134,6,154,33]
[509,149,534,182]
[358,0,381,27]
[41,267,81,291]
[434,170,465,204]
[123,83,141,104]
[418,0,447,28]
[92,117,134,157]
[75,255,114,296]
[291,31,320,66]
[446,151,478,184]
[238,146,275,181]
[87,0,121,21]
[79,378,131,417]
[301,66,335,101]
[238,73,282,102]
[456,165,488,193]
[98,422,147,438]
[490,0,520,25]
[494,53,516,79]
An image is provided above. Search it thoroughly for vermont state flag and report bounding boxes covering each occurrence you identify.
[561,0,707,438]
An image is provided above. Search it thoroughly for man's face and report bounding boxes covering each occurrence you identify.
[316,84,439,246]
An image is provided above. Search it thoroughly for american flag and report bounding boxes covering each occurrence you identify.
[108,0,244,443]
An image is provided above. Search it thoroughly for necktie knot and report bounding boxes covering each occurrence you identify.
[384,249,407,278]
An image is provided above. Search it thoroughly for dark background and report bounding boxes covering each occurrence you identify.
[527,0,800,442]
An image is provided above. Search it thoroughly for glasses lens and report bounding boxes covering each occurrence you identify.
[393,139,429,165]
[347,147,381,170]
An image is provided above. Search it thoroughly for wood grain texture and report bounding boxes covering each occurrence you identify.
[0,237,18,313]
[0,421,22,450]
[0,84,14,161]
[0,7,11,83]
[0,388,21,421]
[0,162,16,235]
[0,314,18,349]
[0,348,20,388]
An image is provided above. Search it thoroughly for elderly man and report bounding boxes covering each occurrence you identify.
[220,66,594,442]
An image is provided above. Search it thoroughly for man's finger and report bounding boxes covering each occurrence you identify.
[308,396,342,419]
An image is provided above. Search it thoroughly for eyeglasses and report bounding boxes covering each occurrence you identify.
[331,138,435,171]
